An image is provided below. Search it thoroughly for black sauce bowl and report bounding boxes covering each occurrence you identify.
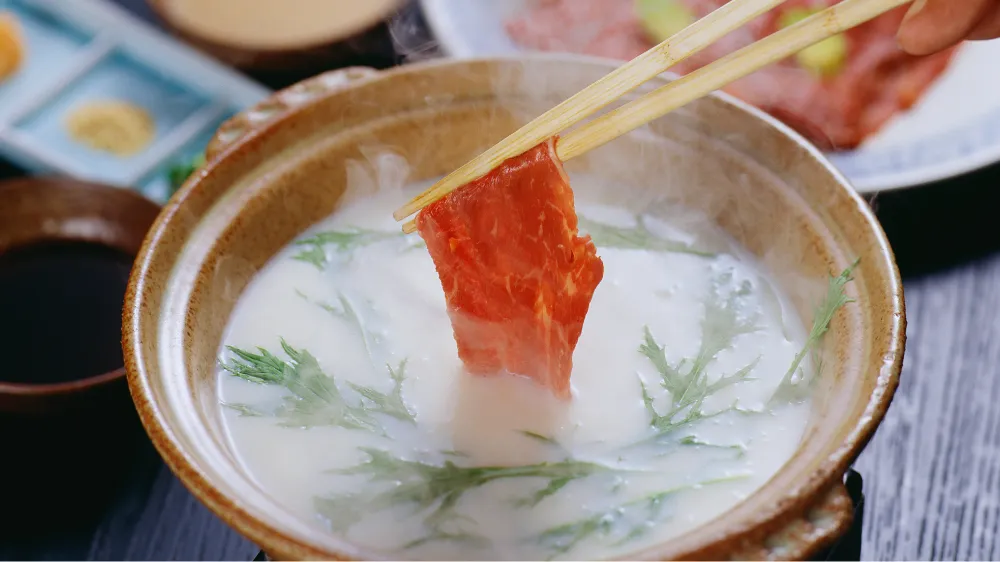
[0,177,160,413]
[0,177,161,537]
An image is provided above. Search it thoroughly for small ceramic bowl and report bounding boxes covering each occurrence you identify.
[0,177,161,535]
[0,177,160,415]
[146,0,404,73]
[124,56,905,560]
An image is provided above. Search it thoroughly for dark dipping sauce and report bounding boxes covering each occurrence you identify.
[0,240,133,385]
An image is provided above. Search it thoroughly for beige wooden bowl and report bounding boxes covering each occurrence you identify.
[123,56,905,561]
[146,0,403,73]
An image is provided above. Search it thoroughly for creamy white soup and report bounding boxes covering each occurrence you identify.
[217,173,836,560]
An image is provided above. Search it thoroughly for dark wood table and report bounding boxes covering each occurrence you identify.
[3,2,1000,560]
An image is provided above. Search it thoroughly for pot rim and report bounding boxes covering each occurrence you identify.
[123,53,905,560]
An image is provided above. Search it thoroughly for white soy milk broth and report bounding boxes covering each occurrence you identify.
[217,175,812,560]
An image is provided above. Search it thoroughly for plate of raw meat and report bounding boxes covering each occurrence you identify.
[419,0,1000,193]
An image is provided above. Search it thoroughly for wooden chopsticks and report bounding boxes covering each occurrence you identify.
[395,0,912,234]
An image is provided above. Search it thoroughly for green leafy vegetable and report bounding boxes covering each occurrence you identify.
[771,260,858,404]
[292,228,409,269]
[222,340,381,432]
[166,152,205,194]
[635,0,696,43]
[290,289,416,424]
[678,435,747,456]
[292,244,327,270]
[534,474,750,558]
[401,529,491,551]
[578,215,713,257]
[638,351,757,440]
[220,339,414,431]
[314,447,613,542]
[636,282,760,442]
[222,402,267,417]
[297,290,380,366]
[519,430,561,447]
[349,360,416,424]
[777,7,848,77]
[694,280,761,367]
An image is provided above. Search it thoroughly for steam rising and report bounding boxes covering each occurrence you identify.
[387,2,444,64]
[343,145,413,204]
[335,5,849,395]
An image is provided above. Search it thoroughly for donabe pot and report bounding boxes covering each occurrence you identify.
[123,56,904,561]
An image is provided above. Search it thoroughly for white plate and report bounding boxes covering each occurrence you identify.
[420,0,1000,193]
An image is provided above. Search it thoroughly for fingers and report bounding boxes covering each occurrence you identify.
[896,0,996,55]
[967,3,1000,40]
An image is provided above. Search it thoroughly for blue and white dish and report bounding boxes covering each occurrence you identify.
[0,0,271,202]
[419,0,1000,193]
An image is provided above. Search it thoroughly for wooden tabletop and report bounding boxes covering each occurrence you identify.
[3,1,1000,561]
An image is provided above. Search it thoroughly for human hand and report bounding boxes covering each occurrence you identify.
[897,0,1000,55]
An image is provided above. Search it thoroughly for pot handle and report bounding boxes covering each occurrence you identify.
[725,479,854,561]
[205,67,381,161]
